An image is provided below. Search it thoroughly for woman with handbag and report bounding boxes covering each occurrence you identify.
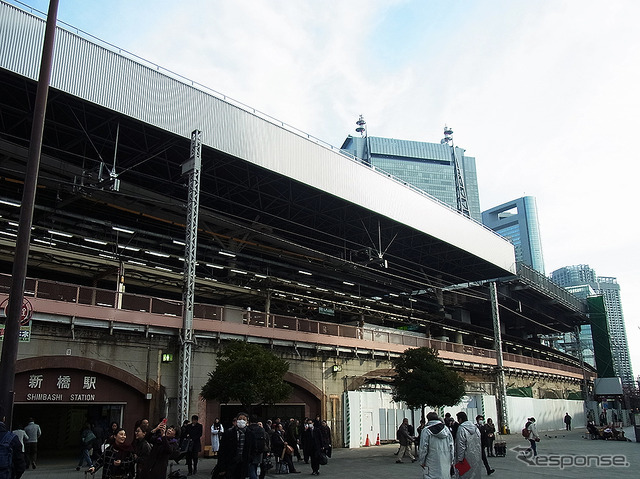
[526,417,540,457]
[88,428,135,479]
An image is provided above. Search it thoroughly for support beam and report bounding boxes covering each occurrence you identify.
[0,0,59,427]
[490,281,509,434]
[178,130,202,425]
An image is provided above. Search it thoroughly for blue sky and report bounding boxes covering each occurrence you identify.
[9,0,640,379]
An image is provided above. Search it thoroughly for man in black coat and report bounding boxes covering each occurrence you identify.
[475,415,495,476]
[184,415,203,475]
[244,415,269,479]
[302,418,328,476]
[216,413,249,479]
[0,406,27,479]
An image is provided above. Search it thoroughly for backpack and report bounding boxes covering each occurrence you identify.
[82,430,97,446]
[249,425,268,454]
[0,431,16,479]
[522,422,531,439]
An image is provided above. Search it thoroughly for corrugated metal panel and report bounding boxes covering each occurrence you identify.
[0,2,516,274]
[0,3,44,79]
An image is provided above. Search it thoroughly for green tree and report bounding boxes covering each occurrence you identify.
[200,341,292,412]
[391,347,465,412]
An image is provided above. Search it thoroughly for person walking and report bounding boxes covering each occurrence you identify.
[184,415,203,475]
[484,418,496,457]
[244,415,268,479]
[132,423,151,478]
[564,413,572,431]
[23,418,41,470]
[475,415,494,476]
[217,412,249,479]
[302,418,328,476]
[454,412,482,479]
[256,421,271,479]
[1,406,27,479]
[418,412,454,479]
[210,418,224,457]
[300,420,311,463]
[319,420,332,458]
[285,419,301,462]
[11,424,28,468]
[526,417,540,457]
[395,418,416,463]
[76,422,96,471]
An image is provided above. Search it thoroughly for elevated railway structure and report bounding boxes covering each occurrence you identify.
[0,1,593,451]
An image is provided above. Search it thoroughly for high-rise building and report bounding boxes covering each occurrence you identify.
[340,134,482,222]
[550,265,634,386]
[481,196,545,274]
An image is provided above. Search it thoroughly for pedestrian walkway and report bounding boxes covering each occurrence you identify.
[22,428,640,479]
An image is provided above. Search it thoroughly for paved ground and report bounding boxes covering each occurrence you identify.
[22,427,640,479]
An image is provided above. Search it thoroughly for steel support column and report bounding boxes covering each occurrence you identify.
[490,281,509,434]
[0,0,59,427]
[575,325,591,415]
[178,130,202,425]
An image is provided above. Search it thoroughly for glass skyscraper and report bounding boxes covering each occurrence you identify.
[550,265,634,386]
[340,135,482,222]
[481,196,545,274]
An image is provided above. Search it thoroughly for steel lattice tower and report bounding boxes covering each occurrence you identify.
[441,126,470,218]
[178,129,202,424]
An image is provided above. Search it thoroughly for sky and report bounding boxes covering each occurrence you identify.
[9,0,640,379]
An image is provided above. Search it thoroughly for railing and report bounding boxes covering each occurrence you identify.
[0,274,587,377]
[516,263,588,313]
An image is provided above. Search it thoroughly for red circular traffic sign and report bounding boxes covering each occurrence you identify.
[0,297,33,326]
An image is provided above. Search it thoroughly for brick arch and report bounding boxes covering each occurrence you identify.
[283,371,323,400]
[15,355,155,395]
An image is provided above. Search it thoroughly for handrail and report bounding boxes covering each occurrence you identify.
[0,273,588,378]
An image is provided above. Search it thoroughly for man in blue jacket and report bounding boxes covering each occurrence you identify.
[0,406,27,479]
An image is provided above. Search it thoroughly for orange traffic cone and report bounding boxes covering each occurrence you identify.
[375,433,380,446]
[364,434,370,447]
